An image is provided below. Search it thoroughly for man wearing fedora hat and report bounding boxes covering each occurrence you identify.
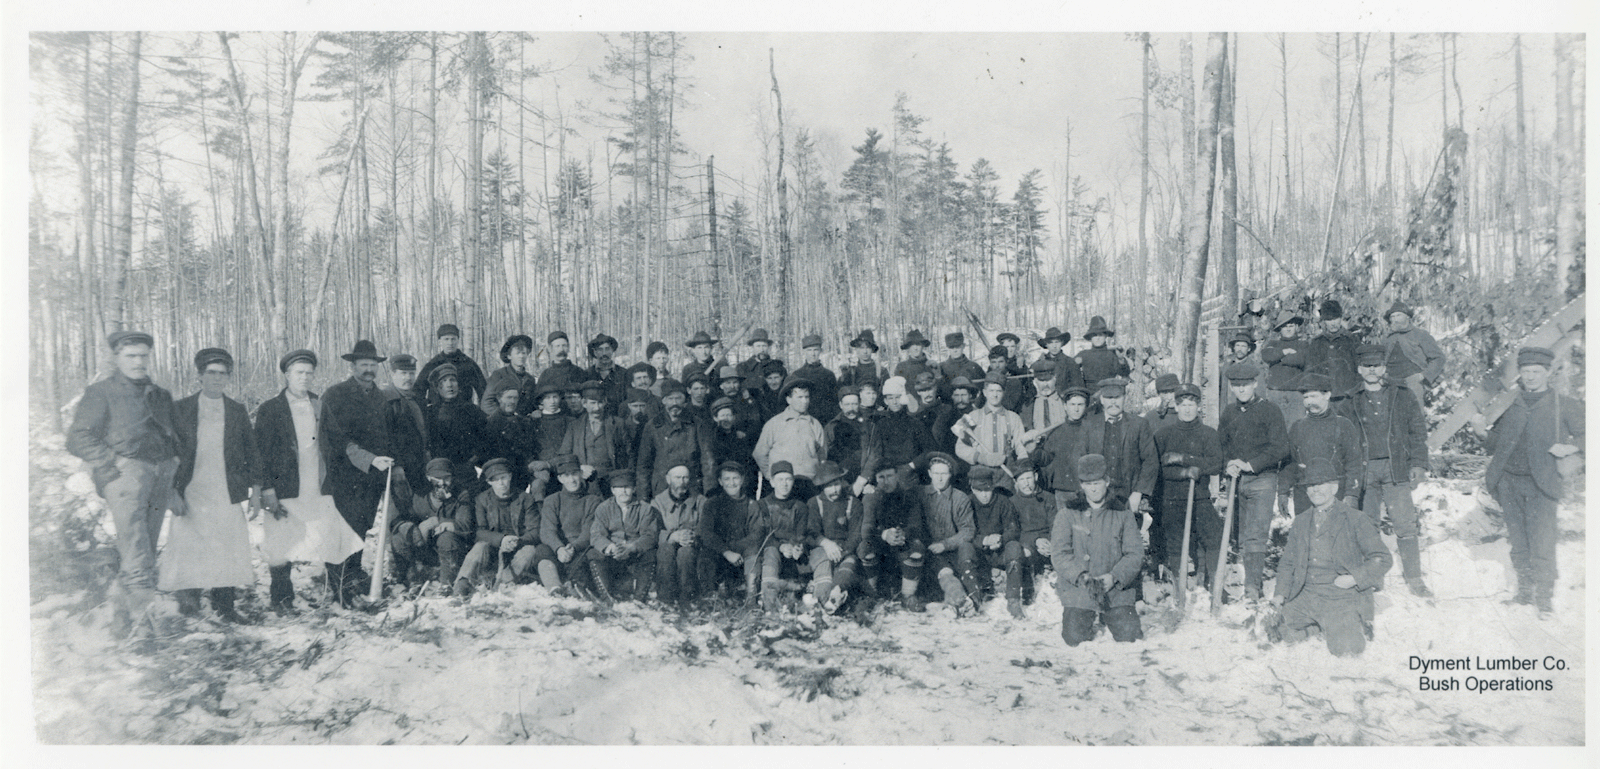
[939,332,985,386]
[1261,311,1309,427]
[416,324,486,406]
[1381,301,1444,412]
[1037,326,1083,396]
[582,333,627,415]
[754,377,828,498]
[1267,457,1392,657]
[839,329,888,390]
[793,333,841,424]
[1338,344,1433,598]
[680,331,727,382]
[1051,454,1144,646]
[1470,346,1584,619]
[1075,316,1130,388]
[68,330,182,635]
[736,328,784,382]
[319,340,398,607]
[483,334,537,417]
[893,329,937,387]
[536,331,586,393]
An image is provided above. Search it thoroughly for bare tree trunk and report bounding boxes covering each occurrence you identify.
[1279,34,1292,230]
[273,32,320,352]
[1139,33,1151,321]
[770,49,791,340]
[1386,34,1397,225]
[107,32,142,334]
[464,32,487,353]
[1218,35,1238,321]
[1175,33,1225,383]
[1554,33,1583,298]
[77,35,100,368]
[707,156,721,338]
[1514,34,1530,269]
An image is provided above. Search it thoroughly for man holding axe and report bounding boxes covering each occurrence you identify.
[1153,384,1224,603]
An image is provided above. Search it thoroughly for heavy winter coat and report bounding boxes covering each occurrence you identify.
[1083,413,1159,500]
[67,370,180,492]
[1335,381,1428,485]
[922,485,976,550]
[1259,336,1309,390]
[465,488,541,548]
[416,349,487,404]
[539,489,599,552]
[1274,498,1392,603]
[1283,408,1363,496]
[1383,327,1444,383]
[1152,417,1224,497]
[1218,395,1289,473]
[319,376,395,494]
[1485,387,1585,500]
[590,498,660,556]
[635,411,718,498]
[1075,347,1129,388]
[699,495,765,556]
[1050,501,1143,611]
[482,365,537,416]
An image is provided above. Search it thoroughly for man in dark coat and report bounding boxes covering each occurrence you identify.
[698,461,767,602]
[560,381,634,494]
[537,331,586,393]
[736,328,783,381]
[1337,344,1433,597]
[67,330,182,634]
[1471,346,1584,618]
[1267,458,1392,657]
[752,359,789,425]
[913,372,958,455]
[824,387,871,484]
[857,376,936,492]
[968,466,1024,617]
[988,345,1033,413]
[1218,362,1290,602]
[635,382,718,499]
[390,458,467,590]
[1260,312,1309,427]
[319,339,398,606]
[416,323,487,405]
[453,458,541,594]
[1051,454,1143,646]
[680,331,728,384]
[1010,461,1054,605]
[382,354,431,496]
[583,333,628,415]
[534,457,602,595]
[709,396,759,490]
[1074,316,1129,387]
[892,329,936,385]
[792,333,841,424]
[1142,373,1182,429]
[1282,373,1363,517]
[653,463,708,606]
[1382,301,1445,412]
[1083,377,1159,520]
[1308,299,1362,396]
[484,334,538,416]
[1152,384,1224,593]
[587,470,660,603]
[1031,386,1094,508]
[839,329,888,390]
[1037,327,1082,397]
[939,332,986,386]
[858,463,931,611]
[425,363,489,480]
[485,387,537,493]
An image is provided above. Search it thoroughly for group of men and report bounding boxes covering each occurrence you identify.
[67,303,1582,656]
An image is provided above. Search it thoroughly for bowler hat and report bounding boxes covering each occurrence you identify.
[547,330,568,344]
[1038,327,1070,347]
[1384,301,1414,320]
[996,332,1021,345]
[1154,373,1179,393]
[1174,383,1203,401]
[1225,362,1260,382]
[685,331,718,348]
[425,458,454,480]
[1296,457,1342,487]
[801,333,823,349]
[1084,316,1114,339]
[1030,358,1057,378]
[279,349,318,372]
[1319,299,1344,320]
[341,340,387,363]
[748,328,773,345]
[1355,344,1387,366]
[500,334,534,363]
[769,460,795,478]
[944,332,965,349]
[428,363,459,385]
[1295,373,1334,392]
[813,461,848,488]
[1273,312,1305,332]
[587,333,619,354]
[436,324,461,338]
[1517,346,1555,368]
[481,458,513,481]
[900,329,931,350]
[968,465,998,491]
[607,469,636,488]
[194,347,234,372]
[106,330,154,351]
[1076,453,1108,483]
[388,353,416,371]
[849,329,880,352]
[716,365,742,383]
[949,376,980,394]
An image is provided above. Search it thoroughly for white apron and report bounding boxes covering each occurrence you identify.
[260,393,365,566]
[159,396,256,590]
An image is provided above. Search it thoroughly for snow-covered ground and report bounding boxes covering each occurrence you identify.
[27,427,1586,745]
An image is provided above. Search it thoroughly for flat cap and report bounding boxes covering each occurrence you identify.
[1154,373,1180,393]
[481,458,513,481]
[913,371,939,391]
[769,460,795,478]
[988,345,1009,360]
[949,376,980,394]
[801,333,823,349]
[579,380,607,400]
[659,379,688,399]
[1384,300,1414,320]
[1295,373,1334,392]
[607,469,636,488]
[717,365,742,382]
[425,458,455,480]
[716,460,748,477]
[1517,346,1555,368]
[968,465,997,491]
[1096,376,1131,398]
[710,396,736,415]
[193,347,233,372]
[106,330,154,351]
[1174,383,1203,401]
[1062,386,1093,402]
[547,330,569,344]
[279,349,318,372]
[388,353,416,371]
[1296,457,1341,487]
[436,323,461,338]
[1225,362,1260,382]
[555,457,582,476]
[1031,358,1057,378]
[428,363,459,384]
[1355,344,1387,366]
[996,332,1021,344]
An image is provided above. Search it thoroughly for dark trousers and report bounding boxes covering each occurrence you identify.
[1359,460,1419,539]
[1493,473,1559,595]
[657,541,700,602]
[1018,548,1050,602]
[1160,491,1221,588]
[586,548,656,600]
[860,537,927,584]
[1060,605,1142,646]
[697,548,761,598]
[533,543,594,589]
[972,540,1022,597]
[1279,583,1368,656]
[390,522,466,585]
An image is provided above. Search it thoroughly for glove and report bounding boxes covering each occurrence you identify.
[1163,452,1184,466]
[500,535,519,553]
[1182,466,1200,480]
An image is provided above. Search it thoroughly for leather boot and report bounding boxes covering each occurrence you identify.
[268,564,297,614]
[1504,570,1533,605]
[587,559,615,605]
[1243,552,1265,602]
[1535,583,1554,619]
[209,587,253,624]
[937,571,974,616]
[175,588,203,618]
[1397,537,1433,598]
[1004,563,1025,618]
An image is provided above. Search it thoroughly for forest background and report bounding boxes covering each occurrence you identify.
[22,22,1587,438]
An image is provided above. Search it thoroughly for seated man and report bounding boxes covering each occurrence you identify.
[859,463,930,612]
[921,453,978,616]
[534,456,601,596]
[968,466,1024,618]
[390,458,467,590]
[1051,454,1144,646]
[1267,457,1393,657]
[1009,460,1054,605]
[758,461,819,612]
[653,464,707,607]
[696,461,766,603]
[453,458,540,596]
[808,462,864,614]
[586,470,659,603]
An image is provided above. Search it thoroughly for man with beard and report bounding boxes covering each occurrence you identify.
[987,345,1032,413]
[856,376,936,495]
[736,328,783,381]
[1282,373,1362,518]
[839,329,888,390]
[382,353,431,496]
[792,333,841,424]
[559,381,634,495]
[753,378,827,500]
[636,380,718,499]
[858,463,931,612]
[484,334,537,416]
[583,333,627,415]
[1308,300,1361,396]
[416,324,486,406]
[534,457,601,596]
[1220,362,1290,602]
[537,331,586,392]
[390,458,466,591]
[948,376,979,418]
[626,362,663,421]
[1075,316,1131,388]
[484,386,537,493]
[809,462,864,614]
[680,331,727,384]
[425,364,488,482]
[652,464,707,607]
[939,332,986,386]
[1381,301,1445,412]
[1052,454,1144,646]
[715,365,762,438]
[1337,345,1432,598]
[893,329,937,386]
[1153,384,1224,594]
[914,372,957,454]
[824,387,871,484]
[697,462,766,603]
[318,340,397,607]
[1032,386,1094,508]
[709,396,758,488]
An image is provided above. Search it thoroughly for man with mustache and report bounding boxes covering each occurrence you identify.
[318,339,397,608]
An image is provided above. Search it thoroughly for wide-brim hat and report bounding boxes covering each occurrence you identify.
[1084,316,1114,339]
[849,329,880,352]
[279,349,318,372]
[1273,312,1306,332]
[716,365,742,383]
[813,461,849,488]
[106,330,154,351]
[900,329,931,350]
[685,331,719,348]
[341,339,387,362]
[748,328,773,345]
[194,347,234,372]
[1038,327,1069,347]
[1296,457,1341,487]
[500,334,534,363]
[1228,332,1257,352]
[587,333,619,353]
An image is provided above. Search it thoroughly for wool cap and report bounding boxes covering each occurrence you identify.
[1297,457,1341,487]
[769,460,795,478]
[1154,373,1180,393]
[1076,453,1108,482]
[944,332,965,349]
